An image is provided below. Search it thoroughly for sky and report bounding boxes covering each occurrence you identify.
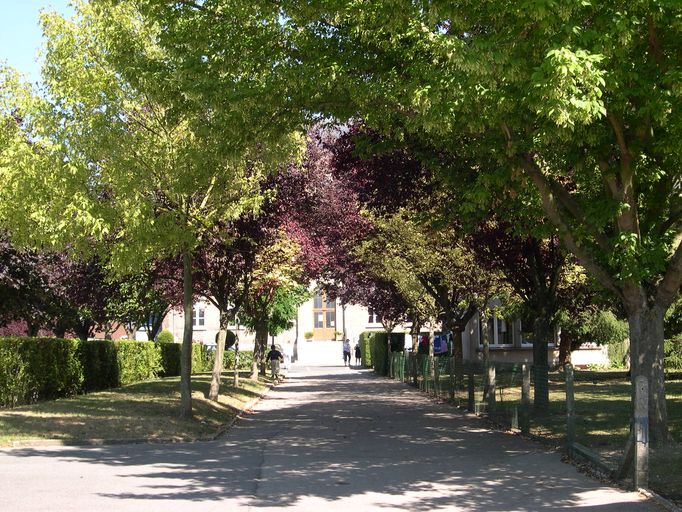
[0,0,74,85]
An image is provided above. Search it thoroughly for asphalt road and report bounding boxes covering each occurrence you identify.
[0,341,662,511]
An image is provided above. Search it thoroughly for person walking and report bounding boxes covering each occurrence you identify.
[342,338,351,366]
[354,343,362,366]
[266,344,284,381]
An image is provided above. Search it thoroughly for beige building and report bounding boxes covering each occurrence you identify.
[163,288,608,367]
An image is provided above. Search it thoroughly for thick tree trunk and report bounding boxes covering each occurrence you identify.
[532,314,551,410]
[73,321,91,342]
[179,250,193,419]
[26,321,39,337]
[626,302,669,444]
[208,310,230,401]
[147,309,167,341]
[251,320,268,380]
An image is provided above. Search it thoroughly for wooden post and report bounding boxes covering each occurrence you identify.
[486,364,496,413]
[449,356,456,401]
[565,363,575,451]
[634,376,649,490]
[467,369,475,412]
[521,364,530,434]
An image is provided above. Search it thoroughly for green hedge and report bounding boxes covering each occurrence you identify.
[0,337,83,407]
[359,332,373,368]
[0,337,255,408]
[370,332,389,376]
[224,349,254,371]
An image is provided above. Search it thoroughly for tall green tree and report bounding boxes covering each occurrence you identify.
[265,0,681,443]
[0,3,301,418]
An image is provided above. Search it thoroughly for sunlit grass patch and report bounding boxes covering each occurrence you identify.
[0,371,268,446]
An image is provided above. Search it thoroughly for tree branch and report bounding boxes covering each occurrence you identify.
[521,154,623,300]
[656,238,682,309]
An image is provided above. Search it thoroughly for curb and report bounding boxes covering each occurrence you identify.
[4,383,275,450]
[638,488,682,512]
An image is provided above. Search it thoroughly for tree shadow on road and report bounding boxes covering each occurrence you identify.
[4,369,652,511]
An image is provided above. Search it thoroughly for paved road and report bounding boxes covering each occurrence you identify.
[0,342,661,511]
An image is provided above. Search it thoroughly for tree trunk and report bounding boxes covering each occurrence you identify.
[26,321,39,337]
[251,320,268,380]
[147,309,167,341]
[233,321,240,387]
[74,321,91,342]
[293,310,299,363]
[208,309,230,401]
[626,302,669,444]
[179,250,193,419]
[533,313,551,411]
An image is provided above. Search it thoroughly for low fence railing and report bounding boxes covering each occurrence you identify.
[384,351,681,503]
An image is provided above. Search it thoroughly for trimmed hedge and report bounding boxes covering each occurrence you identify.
[359,332,373,368]
[370,332,389,376]
[0,336,257,408]
[0,337,83,407]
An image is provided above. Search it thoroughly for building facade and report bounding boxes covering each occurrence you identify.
[161,287,608,367]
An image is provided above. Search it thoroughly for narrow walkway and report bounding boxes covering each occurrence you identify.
[0,344,661,511]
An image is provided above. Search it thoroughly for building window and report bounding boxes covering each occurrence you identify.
[315,312,324,328]
[313,291,323,309]
[192,307,205,328]
[479,315,512,346]
[325,296,336,309]
[326,311,336,328]
[368,308,379,324]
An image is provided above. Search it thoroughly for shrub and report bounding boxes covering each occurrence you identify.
[607,339,630,369]
[370,332,389,376]
[115,341,162,385]
[0,337,83,407]
[665,335,682,371]
[0,340,29,407]
[191,343,214,373]
[224,350,254,371]
[156,330,174,343]
[78,340,119,391]
[158,342,181,377]
[304,331,313,340]
[359,332,373,368]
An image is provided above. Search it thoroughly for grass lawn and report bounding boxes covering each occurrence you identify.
[494,374,682,504]
[0,372,270,447]
[428,369,681,503]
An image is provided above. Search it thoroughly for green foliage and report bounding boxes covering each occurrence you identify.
[665,336,682,371]
[156,330,174,344]
[0,337,224,407]
[607,340,630,370]
[582,310,629,347]
[78,340,119,391]
[370,332,389,376]
[115,341,162,386]
[359,331,373,367]
[158,343,181,377]
[665,296,682,339]
[224,350,254,371]
[304,331,313,340]
[191,343,214,373]
[0,337,83,407]
[569,310,629,369]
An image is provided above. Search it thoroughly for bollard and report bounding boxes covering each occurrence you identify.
[565,363,575,451]
[521,364,530,434]
[634,376,649,490]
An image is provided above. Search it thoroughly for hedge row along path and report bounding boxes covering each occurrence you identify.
[0,341,659,511]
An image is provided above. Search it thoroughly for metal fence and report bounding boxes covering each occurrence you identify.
[385,351,681,505]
